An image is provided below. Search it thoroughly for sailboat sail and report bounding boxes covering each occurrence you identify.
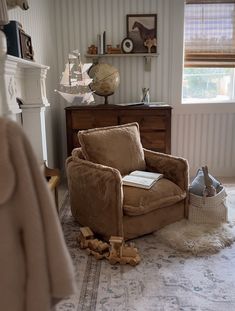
[55,50,94,105]
[76,78,93,86]
[60,63,74,86]
[81,63,93,74]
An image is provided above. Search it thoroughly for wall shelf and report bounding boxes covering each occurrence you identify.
[85,53,159,71]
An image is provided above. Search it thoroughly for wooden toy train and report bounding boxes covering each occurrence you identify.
[77,227,141,266]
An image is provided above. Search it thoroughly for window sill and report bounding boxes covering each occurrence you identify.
[174,101,235,114]
[182,101,235,105]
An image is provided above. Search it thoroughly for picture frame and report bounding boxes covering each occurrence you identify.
[126,14,157,53]
[19,29,34,61]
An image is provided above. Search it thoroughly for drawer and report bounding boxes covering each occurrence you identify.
[71,111,118,129]
[140,131,166,151]
[119,115,167,130]
[66,106,171,156]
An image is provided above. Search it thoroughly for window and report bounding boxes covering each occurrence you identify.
[182,0,235,103]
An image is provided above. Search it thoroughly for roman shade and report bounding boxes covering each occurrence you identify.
[184,0,235,67]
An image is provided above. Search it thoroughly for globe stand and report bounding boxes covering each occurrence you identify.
[103,93,114,105]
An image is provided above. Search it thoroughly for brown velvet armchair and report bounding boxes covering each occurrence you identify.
[66,123,189,241]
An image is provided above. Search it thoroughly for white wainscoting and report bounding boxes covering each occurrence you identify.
[172,111,235,177]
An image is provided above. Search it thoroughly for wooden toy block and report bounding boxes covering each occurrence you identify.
[77,227,94,249]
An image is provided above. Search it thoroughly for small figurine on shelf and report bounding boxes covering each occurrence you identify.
[106,44,122,54]
[87,44,97,54]
[141,87,150,104]
[144,38,157,53]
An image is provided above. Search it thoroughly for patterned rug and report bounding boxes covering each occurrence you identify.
[56,187,235,311]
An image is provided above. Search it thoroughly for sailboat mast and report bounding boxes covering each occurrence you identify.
[68,59,72,87]
[77,53,83,81]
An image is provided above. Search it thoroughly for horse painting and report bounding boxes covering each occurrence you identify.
[127,14,157,53]
[132,21,155,42]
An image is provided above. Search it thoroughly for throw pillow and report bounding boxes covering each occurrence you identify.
[78,122,146,175]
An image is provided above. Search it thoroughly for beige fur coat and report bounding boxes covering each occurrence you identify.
[0,118,76,311]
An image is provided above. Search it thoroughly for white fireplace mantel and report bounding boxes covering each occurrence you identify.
[0,53,50,163]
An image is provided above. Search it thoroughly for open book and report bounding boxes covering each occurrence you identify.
[122,170,163,189]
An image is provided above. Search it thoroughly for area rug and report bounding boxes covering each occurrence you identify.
[56,186,235,311]
[154,188,235,255]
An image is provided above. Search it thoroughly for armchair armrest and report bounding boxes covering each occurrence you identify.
[71,147,85,159]
[144,149,189,217]
[143,148,189,192]
[66,156,124,240]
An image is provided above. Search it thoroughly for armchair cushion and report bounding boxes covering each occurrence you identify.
[123,178,186,216]
[78,122,146,175]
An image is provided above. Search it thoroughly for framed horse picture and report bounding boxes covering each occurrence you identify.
[126,14,157,54]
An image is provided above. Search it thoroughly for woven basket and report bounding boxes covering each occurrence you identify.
[188,187,228,224]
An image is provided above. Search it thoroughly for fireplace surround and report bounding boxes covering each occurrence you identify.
[0,50,50,163]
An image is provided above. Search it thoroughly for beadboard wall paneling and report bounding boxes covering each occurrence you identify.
[172,112,235,177]
[55,0,168,105]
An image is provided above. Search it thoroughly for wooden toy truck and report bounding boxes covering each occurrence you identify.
[108,236,141,266]
[78,227,141,266]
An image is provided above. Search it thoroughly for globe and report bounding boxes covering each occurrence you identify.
[89,63,120,104]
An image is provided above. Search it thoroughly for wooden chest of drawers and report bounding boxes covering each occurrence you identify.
[65,105,172,156]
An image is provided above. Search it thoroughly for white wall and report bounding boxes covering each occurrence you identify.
[8,0,59,167]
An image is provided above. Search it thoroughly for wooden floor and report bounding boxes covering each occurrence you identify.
[58,179,68,212]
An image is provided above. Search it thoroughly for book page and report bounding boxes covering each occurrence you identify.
[122,175,156,189]
[130,170,163,181]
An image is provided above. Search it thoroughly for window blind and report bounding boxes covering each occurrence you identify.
[184,0,235,67]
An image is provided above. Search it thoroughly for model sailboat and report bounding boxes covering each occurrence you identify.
[55,50,95,105]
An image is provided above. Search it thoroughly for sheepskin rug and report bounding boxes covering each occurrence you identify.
[155,189,235,255]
